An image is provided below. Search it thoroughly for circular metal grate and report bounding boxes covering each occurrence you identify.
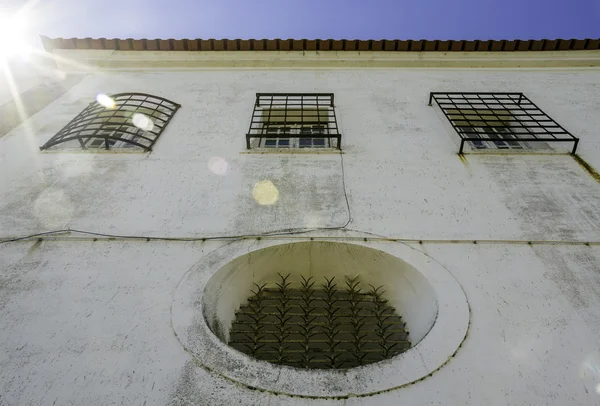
[228,274,410,369]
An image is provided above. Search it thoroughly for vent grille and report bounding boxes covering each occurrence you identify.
[228,274,410,369]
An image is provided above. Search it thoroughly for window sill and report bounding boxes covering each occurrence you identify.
[40,148,149,154]
[241,148,343,155]
[461,150,568,155]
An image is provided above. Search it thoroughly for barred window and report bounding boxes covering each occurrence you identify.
[429,92,579,154]
[246,93,342,150]
[40,93,180,152]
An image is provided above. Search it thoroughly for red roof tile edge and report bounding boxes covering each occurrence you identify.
[40,36,600,52]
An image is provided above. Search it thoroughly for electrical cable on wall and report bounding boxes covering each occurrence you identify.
[0,151,353,245]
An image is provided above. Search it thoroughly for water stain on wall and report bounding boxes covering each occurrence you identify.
[532,246,600,334]
[482,156,600,240]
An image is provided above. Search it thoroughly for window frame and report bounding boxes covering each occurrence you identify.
[261,124,330,148]
[457,125,528,150]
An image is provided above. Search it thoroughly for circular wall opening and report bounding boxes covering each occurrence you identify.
[172,237,469,398]
[202,241,438,369]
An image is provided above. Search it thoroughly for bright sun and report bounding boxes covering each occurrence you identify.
[0,12,32,58]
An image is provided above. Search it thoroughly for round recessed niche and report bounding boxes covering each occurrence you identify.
[203,242,437,369]
[172,238,469,398]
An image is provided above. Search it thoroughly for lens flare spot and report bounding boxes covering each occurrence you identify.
[96,94,116,109]
[252,180,279,206]
[596,383,600,395]
[207,157,228,176]
[132,113,154,131]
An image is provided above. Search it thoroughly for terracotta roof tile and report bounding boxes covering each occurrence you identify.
[266,39,277,51]
[104,38,117,49]
[517,40,531,51]
[397,40,409,51]
[437,40,450,51]
[90,38,103,50]
[478,40,492,51]
[173,39,186,51]
[450,40,464,51]
[117,39,129,50]
[239,40,250,51]
[40,36,600,52]
[145,39,158,51]
[589,39,600,49]
[464,41,476,52]
[306,40,317,51]
[383,40,395,51]
[557,39,572,50]
[495,41,505,51]
[573,39,587,50]
[531,40,544,51]
[74,38,88,49]
[371,40,383,51]
[252,39,264,51]
[159,39,171,51]
[132,39,145,51]
[358,40,369,51]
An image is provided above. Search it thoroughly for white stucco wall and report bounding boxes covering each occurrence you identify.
[1,53,600,405]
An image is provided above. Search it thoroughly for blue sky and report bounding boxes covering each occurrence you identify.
[9,0,600,42]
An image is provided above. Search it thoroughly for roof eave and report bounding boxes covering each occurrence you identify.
[40,36,600,53]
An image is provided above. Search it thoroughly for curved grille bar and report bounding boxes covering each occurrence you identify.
[40,93,180,151]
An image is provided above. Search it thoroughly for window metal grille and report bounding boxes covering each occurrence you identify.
[40,93,180,152]
[429,92,579,154]
[228,274,410,369]
[246,93,342,150]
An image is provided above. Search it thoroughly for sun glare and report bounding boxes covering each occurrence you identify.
[0,12,32,58]
[96,94,117,109]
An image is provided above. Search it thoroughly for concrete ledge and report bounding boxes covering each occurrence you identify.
[240,148,343,155]
[51,50,600,71]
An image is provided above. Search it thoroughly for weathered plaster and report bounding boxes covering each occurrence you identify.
[1,55,600,405]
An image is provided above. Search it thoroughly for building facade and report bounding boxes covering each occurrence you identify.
[1,38,600,405]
